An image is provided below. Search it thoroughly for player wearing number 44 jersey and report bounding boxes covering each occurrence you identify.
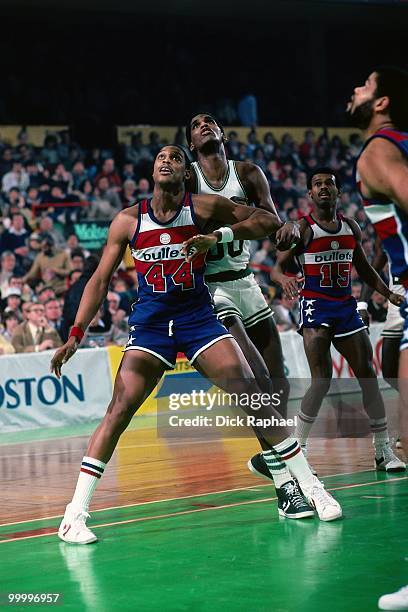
[251,167,405,478]
[52,146,342,544]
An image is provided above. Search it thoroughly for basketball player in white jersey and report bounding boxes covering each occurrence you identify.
[186,114,297,405]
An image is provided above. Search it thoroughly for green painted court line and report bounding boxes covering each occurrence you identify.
[0,472,407,612]
[0,468,377,530]
[0,472,406,543]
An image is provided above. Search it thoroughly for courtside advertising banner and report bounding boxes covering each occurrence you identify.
[0,348,112,432]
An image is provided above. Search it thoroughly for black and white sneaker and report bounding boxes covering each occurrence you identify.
[375,446,406,473]
[247,453,274,482]
[277,479,315,519]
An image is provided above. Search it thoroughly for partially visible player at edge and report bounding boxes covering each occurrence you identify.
[186,113,301,495]
[345,66,408,612]
[249,166,405,478]
[348,66,408,450]
[52,145,341,545]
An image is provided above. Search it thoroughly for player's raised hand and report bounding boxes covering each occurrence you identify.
[182,234,218,262]
[389,292,405,307]
[279,275,302,299]
[50,337,79,379]
[276,221,300,251]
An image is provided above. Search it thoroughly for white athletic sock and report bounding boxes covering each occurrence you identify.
[262,449,292,488]
[295,410,316,447]
[71,456,106,511]
[273,437,315,490]
[370,418,390,457]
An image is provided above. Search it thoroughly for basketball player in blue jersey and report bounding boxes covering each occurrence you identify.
[186,114,306,500]
[51,146,342,544]
[345,66,408,611]
[248,167,405,480]
[358,238,403,397]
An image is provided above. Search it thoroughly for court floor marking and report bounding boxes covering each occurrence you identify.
[0,468,374,528]
[0,436,261,455]
[0,475,406,545]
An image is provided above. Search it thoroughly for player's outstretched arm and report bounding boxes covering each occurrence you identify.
[350,219,402,306]
[182,194,283,261]
[270,249,302,299]
[50,212,130,378]
[358,236,387,327]
[239,161,300,249]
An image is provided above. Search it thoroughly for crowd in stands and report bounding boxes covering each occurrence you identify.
[0,126,384,354]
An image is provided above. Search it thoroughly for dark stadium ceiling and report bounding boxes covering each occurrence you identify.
[1,0,407,24]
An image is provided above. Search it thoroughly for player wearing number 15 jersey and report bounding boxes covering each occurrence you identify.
[250,167,405,478]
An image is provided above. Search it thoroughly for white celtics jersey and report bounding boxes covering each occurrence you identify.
[192,160,251,274]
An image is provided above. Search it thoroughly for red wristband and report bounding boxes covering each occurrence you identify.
[69,326,85,342]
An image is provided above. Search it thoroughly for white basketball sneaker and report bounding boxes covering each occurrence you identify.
[302,476,342,522]
[378,585,408,610]
[58,503,98,544]
[375,446,406,473]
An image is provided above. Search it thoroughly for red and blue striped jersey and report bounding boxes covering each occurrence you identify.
[129,193,212,324]
[296,214,356,301]
[355,128,408,280]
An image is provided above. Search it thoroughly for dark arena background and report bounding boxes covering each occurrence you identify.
[0,0,407,611]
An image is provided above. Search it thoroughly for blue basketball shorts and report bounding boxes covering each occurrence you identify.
[298,296,366,338]
[124,311,232,368]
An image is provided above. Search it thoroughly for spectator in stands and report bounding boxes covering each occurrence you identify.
[26,232,42,266]
[81,306,127,348]
[71,161,88,192]
[2,287,23,319]
[52,163,72,192]
[42,135,59,165]
[11,302,62,353]
[121,179,138,207]
[37,216,65,248]
[273,294,299,332]
[26,161,44,189]
[0,148,13,176]
[136,178,152,201]
[0,321,16,354]
[2,161,29,193]
[94,158,122,190]
[37,285,56,304]
[226,131,241,158]
[0,252,17,296]
[23,234,71,296]
[71,249,85,271]
[44,297,64,340]
[60,255,99,341]
[1,311,19,346]
[125,133,153,167]
[148,131,162,157]
[274,176,298,208]
[26,186,43,210]
[4,187,26,216]
[88,176,121,220]
[122,162,137,183]
[0,213,30,259]
[107,291,127,326]
[5,275,32,303]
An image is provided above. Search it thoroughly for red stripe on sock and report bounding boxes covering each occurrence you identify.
[280,446,301,460]
[80,468,101,478]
